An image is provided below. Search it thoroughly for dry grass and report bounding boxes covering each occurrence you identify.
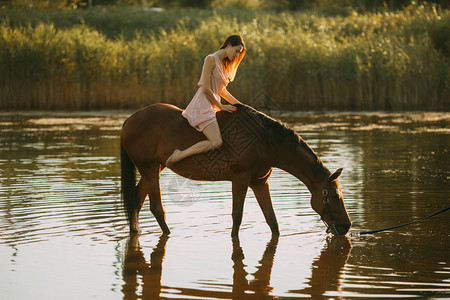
[0,4,448,110]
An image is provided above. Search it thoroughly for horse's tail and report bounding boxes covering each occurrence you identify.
[120,122,138,229]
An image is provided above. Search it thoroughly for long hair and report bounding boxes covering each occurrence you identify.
[219,35,246,82]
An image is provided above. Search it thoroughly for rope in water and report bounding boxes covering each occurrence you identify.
[358,206,450,235]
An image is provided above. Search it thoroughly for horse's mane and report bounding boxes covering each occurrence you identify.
[235,104,329,177]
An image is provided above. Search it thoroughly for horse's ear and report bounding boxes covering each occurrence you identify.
[329,168,343,182]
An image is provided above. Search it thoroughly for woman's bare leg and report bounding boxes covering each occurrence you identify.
[166,121,222,167]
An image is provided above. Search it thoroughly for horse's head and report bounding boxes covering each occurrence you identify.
[311,168,351,235]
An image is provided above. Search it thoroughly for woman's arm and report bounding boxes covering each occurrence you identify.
[200,56,223,108]
[220,88,242,105]
[200,56,235,112]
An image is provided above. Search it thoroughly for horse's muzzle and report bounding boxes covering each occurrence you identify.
[327,222,352,235]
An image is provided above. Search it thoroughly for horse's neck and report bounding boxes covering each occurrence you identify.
[271,135,329,193]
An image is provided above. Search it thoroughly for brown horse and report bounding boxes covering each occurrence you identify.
[120,103,351,236]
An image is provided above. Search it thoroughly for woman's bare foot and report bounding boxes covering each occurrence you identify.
[166,149,182,167]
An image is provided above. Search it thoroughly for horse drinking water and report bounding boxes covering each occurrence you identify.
[120,103,351,236]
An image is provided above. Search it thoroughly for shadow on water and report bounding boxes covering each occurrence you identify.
[121,234,352,299]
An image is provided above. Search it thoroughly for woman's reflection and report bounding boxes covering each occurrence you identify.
[232,235,279,299]
[291,236,352,297]
[122,233,168,300]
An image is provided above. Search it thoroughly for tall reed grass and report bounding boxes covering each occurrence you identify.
[0,4,448,110]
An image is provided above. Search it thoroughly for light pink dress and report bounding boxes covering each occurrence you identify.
[182,52,229,131]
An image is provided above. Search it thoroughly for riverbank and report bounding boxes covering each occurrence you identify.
[0,4,448,110]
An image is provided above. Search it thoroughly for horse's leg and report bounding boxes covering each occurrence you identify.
[144,164,171,234]
[130,178,148,232]
[250,180,280,236]
[137,178,148,210]
[231,179,249,237]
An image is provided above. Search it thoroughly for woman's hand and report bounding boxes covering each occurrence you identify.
[220,104,237,113]
[220,88,242,105]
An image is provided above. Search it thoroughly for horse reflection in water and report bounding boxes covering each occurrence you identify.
[121,233,168,299]
[231,236,279,299]
[121,235,351,299]
[291,236,352,297]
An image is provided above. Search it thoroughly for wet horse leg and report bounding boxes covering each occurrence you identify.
[231,179,249,237]
[250,180,280,236]
[144,164,171,234]
[130,178,148,232]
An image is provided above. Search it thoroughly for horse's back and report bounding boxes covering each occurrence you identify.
[121,103,269,180]
[125,103,183,126]
[121,103,206,166]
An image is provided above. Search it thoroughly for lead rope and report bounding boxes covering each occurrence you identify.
[354,206,450,236]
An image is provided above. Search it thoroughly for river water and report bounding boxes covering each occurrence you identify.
[0,110,448,299]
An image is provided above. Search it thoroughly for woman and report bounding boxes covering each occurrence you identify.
[166,35,246,167]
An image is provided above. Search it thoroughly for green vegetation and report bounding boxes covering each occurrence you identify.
[0,3,448,110]
[2,0,448,11]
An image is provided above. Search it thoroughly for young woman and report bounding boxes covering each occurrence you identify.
[166,35,246,167]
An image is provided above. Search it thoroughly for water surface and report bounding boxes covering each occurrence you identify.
[0,111,448,299]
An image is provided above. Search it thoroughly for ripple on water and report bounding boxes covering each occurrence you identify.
[0,112,448,299]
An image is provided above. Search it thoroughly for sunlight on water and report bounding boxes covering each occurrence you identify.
[0,111,448,299]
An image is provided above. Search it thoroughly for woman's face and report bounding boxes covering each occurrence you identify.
[226,44,244,60]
